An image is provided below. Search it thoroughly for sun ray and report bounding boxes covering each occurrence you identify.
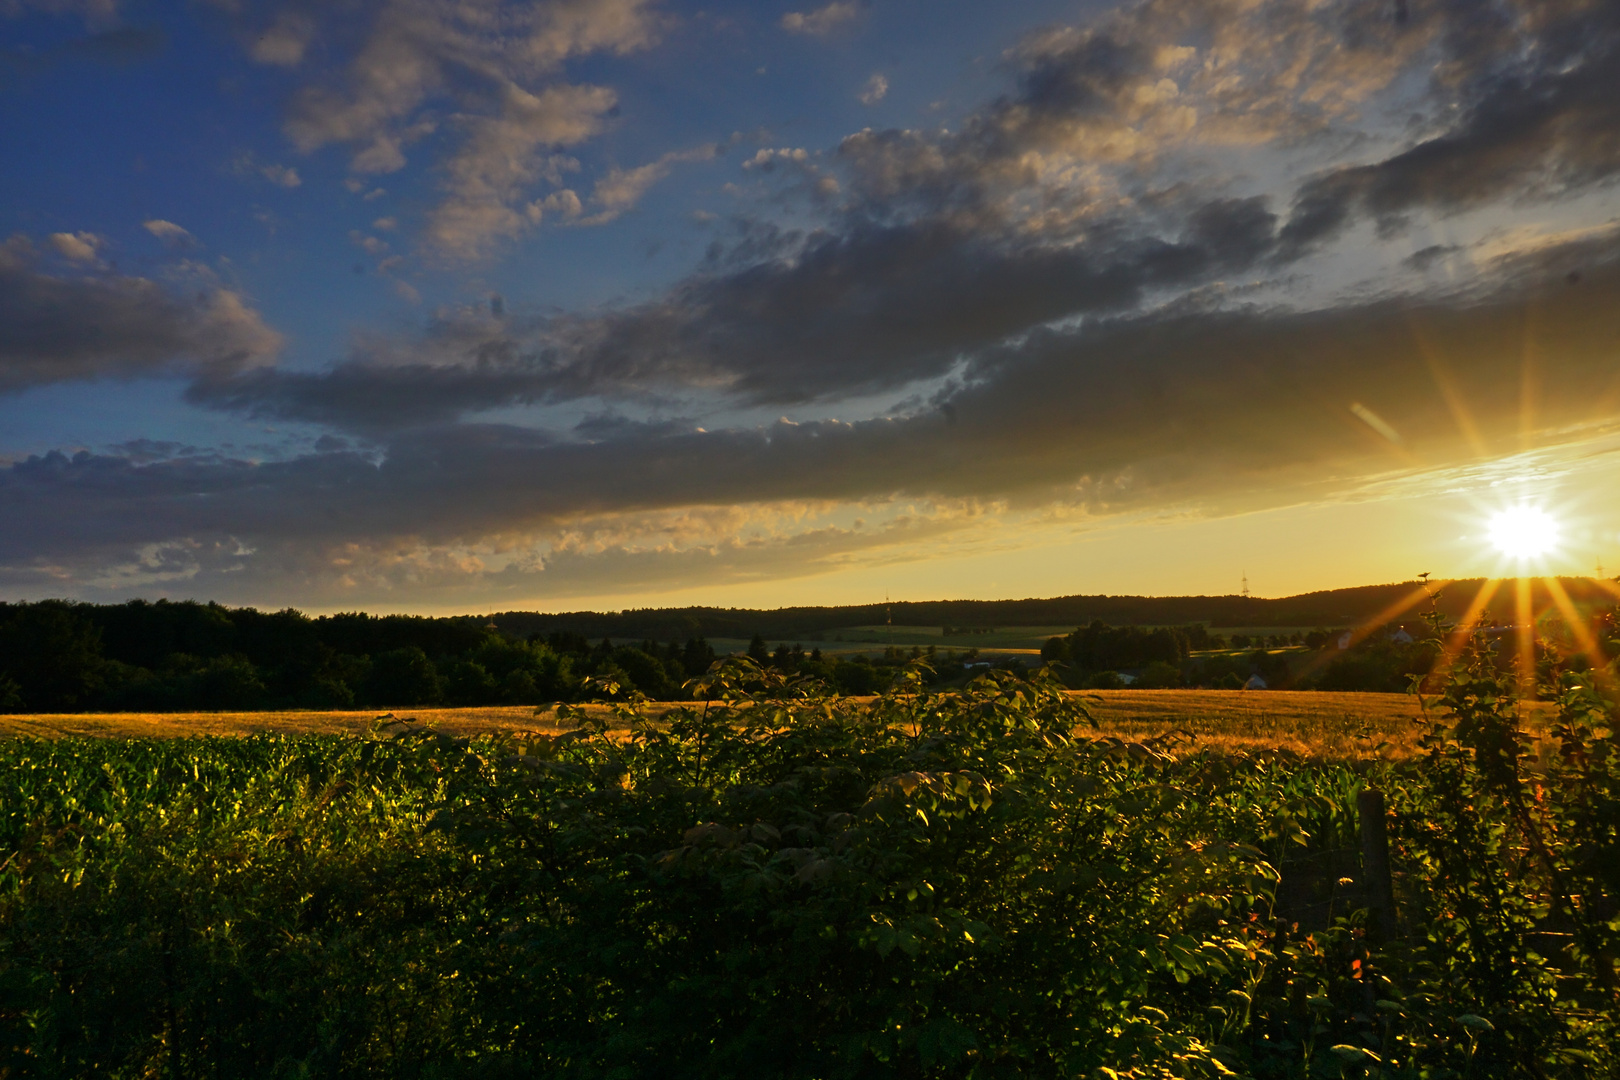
[1290,582,1436,686]
[1519,294,1545,455]
[1429,577,1503,682]
[1515,575,1536,700]
[1542,576,1615,693]
[1585,575,1620,605]
[1408,317,1491,459]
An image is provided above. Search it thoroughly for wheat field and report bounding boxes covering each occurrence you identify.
[0,688,1559,760]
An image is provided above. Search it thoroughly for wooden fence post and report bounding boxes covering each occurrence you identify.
[1357,786,1398,936]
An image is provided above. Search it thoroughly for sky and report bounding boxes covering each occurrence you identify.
[3,0,1619,614]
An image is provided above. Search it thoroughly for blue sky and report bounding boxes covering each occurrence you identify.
[3,0,1620,612]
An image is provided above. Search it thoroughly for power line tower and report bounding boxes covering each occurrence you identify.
[1241,571,1250,598]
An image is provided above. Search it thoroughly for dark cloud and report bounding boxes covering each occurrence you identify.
[1404,244,1461,272]
[186,363,552,431]
[192,195,1282,429]
[0,236,282,393]
[1278,0,1620,255]
[187,0,1620,433]
[106,439,204,464]
[60,24,162,60]
[832,0,1426,225]
[178,0,1620,436]
[9,0,1620,605]
[0,25,165,75]
[572,412,700,441]
[7,232,1618,598]
[560,202,1281,405]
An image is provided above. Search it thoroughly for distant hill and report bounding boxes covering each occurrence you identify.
[485,577,1618,642]
[7,578,1609,715]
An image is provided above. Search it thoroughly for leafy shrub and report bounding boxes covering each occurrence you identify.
[1,648,1616,1078]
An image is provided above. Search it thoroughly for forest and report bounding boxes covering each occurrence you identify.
[3,592,1613,713]
[0,599,974,713]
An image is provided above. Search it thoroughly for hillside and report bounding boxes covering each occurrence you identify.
[484,576,1616,641]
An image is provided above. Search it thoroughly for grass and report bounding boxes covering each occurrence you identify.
[0,688,1556,761]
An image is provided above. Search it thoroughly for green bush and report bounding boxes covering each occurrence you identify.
[1,650,1616,1078]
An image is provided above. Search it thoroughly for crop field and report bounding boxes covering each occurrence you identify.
[0,688,1554,763]
[1,653,1613,1078]
[714,624,1074,653]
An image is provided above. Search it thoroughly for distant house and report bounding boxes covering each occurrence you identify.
[1243,674,1268,690]
[1388,627,1414,644]
[1337,631,1354,650]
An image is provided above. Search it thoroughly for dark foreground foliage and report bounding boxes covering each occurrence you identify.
[1,650,1616,1078]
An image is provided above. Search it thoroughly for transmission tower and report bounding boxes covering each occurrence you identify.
[1241,571,1250,598]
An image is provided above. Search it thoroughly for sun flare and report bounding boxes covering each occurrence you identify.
[1487,506,1561,560]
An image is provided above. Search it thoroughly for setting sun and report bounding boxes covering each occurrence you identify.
[1487,506,1562,560]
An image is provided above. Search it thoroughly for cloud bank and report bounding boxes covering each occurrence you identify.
[0,235,281,394]
[257,0,661,258]
[5,0,1620,604]
[11,230,1620,601]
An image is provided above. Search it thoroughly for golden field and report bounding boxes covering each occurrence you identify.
[0,689,1556,761]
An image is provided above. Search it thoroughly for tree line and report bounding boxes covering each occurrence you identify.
[0,600,989,713]
[7,596,1613,711]
[0,600,728,713]
[483,577,1617,642]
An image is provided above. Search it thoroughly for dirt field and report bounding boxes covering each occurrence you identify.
[0,689,1557,760]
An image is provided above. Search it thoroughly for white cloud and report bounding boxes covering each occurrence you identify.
[248,10,314,66]
[349,230,390,256]
[575,144,718,226]
[857,73,887,105]
[781,1,861,37]
[424,82,619,257]
[142,219,198,249]
[263,0,658,257]
[259,163,302,187]
[538,188,584,220]
[742,147,809,171]
[372,216,398,231]
[47,231,105,265]
[230,152,304,188]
